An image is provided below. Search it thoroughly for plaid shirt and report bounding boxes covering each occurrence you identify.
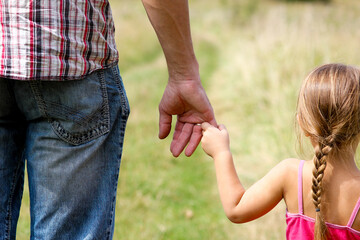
[0,0,118,81]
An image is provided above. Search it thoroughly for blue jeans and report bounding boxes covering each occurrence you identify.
[0,66,130,240]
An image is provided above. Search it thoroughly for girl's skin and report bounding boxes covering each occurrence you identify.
[200,122,360,229]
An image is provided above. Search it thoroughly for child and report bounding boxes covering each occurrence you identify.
[201,63,360,240]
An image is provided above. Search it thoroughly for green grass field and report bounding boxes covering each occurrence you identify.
[16,0,360,239]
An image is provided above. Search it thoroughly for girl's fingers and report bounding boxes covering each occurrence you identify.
[218,124,227,131]
[201,122,212,131]
[202,122,226,131]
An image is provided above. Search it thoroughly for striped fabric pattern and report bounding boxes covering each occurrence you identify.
[0,0,118,81]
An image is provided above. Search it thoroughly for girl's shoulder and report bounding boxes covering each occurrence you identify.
[277,158,314,174]
[277,158,317,185]
[268,158,304,188]
[278,158,306,212]
[276,158,304,173]
[264,158,300,182]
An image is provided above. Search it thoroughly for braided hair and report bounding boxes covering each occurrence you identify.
[297,63,360,240]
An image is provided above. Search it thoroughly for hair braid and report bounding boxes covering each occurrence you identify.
[297,63,360,240]
[312,139,334,240]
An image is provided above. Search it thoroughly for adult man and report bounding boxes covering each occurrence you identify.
[0,0,216,239]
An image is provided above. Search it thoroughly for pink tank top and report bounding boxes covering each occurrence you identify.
[286,160,360,239]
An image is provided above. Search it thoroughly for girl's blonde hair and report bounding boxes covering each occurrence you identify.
[297,63,360,240]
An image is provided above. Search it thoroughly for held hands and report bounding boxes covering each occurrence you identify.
[201,122,231,158]
[159,80,217,157]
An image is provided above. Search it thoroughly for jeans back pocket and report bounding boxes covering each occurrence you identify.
[30,70,110,145]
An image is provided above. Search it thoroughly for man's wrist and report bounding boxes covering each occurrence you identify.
[167,60,200,82]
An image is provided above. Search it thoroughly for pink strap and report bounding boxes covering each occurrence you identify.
[298,160,305,214]
[347,196,360,227]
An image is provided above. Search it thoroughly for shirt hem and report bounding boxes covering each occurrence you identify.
[0,61,119,81]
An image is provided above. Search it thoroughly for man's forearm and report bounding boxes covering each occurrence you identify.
[141,0,199,81]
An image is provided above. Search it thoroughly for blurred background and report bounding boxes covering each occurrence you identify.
[16,0,360,239]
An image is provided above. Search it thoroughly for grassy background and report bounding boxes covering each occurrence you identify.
[16,0,360,239]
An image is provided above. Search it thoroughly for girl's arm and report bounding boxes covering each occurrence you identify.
[201,122,290,223]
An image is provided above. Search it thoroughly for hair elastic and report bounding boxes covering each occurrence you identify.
[315,208,320,212]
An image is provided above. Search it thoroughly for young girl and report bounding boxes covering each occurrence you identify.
[201,63,360,240]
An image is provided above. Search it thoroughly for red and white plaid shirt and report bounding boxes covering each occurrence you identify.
[0,0,118,81]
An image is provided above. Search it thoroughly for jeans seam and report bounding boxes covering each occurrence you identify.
[111,66,130,117]
[105,118,127,240]
[104,68,129,239]
[98,69,111,130]
[29,81,50,120]
[5,156,23,240]
[106,163,119,240]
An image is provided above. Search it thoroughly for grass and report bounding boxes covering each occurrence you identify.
[16,0,360,239]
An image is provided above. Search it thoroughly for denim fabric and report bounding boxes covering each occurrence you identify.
[0,66,130,240]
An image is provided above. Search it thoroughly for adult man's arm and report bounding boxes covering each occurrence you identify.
[142,0,217,157]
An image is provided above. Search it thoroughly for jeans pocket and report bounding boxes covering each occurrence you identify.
[30,70,110,145]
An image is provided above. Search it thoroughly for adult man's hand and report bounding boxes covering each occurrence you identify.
[142,0,217,156]
[159,80,216,157]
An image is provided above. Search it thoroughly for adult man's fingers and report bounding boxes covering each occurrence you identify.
[209,118,217,127]
[170,122,192,157]
[159,111,172,139]
[184,124,202,157]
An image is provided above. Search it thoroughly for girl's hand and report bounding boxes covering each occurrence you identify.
[201,122,230,158]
